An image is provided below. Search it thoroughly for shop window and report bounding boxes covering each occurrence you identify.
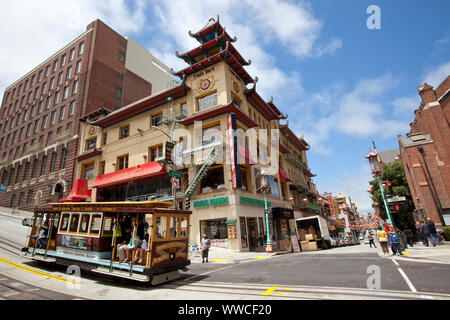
[117,154,128,170]
[240,165,249,192]
[201,218,228,240]
[197,92,218,111]
[155,216,167,239]
[201,165,225,193]
[69,214,80,232]
[79,214,90,233]
[90,214,102,234]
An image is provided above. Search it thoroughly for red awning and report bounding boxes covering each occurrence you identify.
[92,161,167,189]
[59,179,90,202]
[279,168,292,182]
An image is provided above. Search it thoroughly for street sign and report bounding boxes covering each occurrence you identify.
[387,196,406,203]
[169,170,184,179]
[165,141,175,164]
[171,177,180,189]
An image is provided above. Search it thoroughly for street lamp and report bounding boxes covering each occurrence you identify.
[365,148,394,228]
[259,169,273,253]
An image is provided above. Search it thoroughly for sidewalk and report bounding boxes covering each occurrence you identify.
[188,246,290,264]
[0,206,33,220]
[377,241,450,264]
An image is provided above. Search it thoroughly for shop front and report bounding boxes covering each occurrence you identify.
[271,207,295,251]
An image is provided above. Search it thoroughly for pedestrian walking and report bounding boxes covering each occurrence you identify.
[368,233,376,248]
[201,234,211,263]
[388,228,403,256]
[419,220,429,247]
[426,218,439,247]
[404,227,414,247]
[377,226,389,255]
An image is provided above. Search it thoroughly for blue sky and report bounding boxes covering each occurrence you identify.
[1,0,449,213]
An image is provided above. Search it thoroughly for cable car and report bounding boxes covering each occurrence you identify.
[22,201,191,285]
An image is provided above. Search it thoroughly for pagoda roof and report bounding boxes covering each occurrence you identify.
[244,81,285,121]
[80,104,112,122]
[280,125,310,151]
[176,31,250,67]
[89,82,190,128]
[181,100,258,128]
[188,16,225,43]
[267,97,287,119]
[173,41,254,85]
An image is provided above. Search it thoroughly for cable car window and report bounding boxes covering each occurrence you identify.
[69,214,80,232]
[180,217,188,238]
[60,214,70,231]
[102,217,114,236]
[90,214,102,234]
[169,216,179,238]
[155,216,166,239]
[79,214,90,233]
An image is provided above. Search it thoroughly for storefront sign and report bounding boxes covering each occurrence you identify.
[240,196,271,207]
[194,196,229,208]
[165,141,175,164]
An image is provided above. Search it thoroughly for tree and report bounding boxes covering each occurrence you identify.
[369,162,416,231]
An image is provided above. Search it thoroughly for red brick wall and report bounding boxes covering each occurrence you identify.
[122,69,152,106]
[400,76,450,228]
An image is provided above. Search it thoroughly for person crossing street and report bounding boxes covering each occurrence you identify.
[201,234,211,263]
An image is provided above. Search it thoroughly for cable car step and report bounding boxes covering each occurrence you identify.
[93,266,149,282]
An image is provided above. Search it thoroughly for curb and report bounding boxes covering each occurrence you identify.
[377,250,450,265]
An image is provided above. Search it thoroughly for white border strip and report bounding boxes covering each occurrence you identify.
[397,268,417,293]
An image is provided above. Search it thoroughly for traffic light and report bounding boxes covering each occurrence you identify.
[177,197,183,210]
[185,197,191,210]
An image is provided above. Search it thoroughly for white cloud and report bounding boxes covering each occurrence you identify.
[290,74,409,154]
[0,0,147,99]
[392,95,420,115]
[423,61,450,88]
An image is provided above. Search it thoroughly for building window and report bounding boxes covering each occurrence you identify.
[78,42,84,55]
[50,152,57,173]
[42,115,48,129]
[119,125,129,139]
[42,82,47,94]
[118,51,125,62]
[69,101,76,116]
[26,124,32,137]
[32,159,38,178]
[61,54,66,67]
[45,65,50,77]
[181,103,187,117]
[69,48,75,61]
[86,137,97,150]
[38,135,44,147]
[201,165,225,193]
[50,77,55,89]
[63,86,69,100]
[58,72,63,85]
[149,145,163,162]
[61,148,67,169]
[198,92,218,111]
[117,154,129,170]
[56,126,62,136]
[34,87,39,99]
[23,162,30,180]
[53,60,58,72]
[46,131,53,146]
[59,106,66,121]
[46,96,52,109]
[22,142,27,156]
[27,190,33,204]
[72,80,78,95]
[66,66,72,80]
[66,122,72,134]
[76,60,82,74]
[34,119,40,133]
[41,156,48,176]
[115,87,122,99]
[54,91,60,105]
[151,112,162,127]
[82,162,95,179]
[50,111,56,125]
[38,70,43,82]
[202,124,221,146]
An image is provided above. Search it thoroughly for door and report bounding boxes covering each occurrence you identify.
[247,218,258,250]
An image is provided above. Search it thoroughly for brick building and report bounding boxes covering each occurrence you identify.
[0,19,174,211]
[398,76,450,228]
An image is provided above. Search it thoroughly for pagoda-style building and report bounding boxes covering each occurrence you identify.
[74,17,319,252]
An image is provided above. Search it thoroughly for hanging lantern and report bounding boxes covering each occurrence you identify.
[395,204,400,211]
[367,189,373,193]
[318,197,323,202]
[382,183,387,188]
[289,197,294,202]
[387,182,392,187]
[302,198,308,203]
